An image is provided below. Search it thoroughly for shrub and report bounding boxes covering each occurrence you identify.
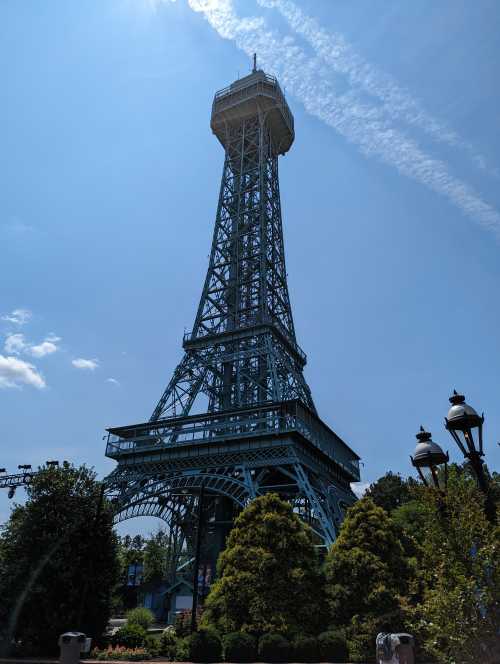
[126,607,155,630]
[159,627,178,659]
[292,635,319,662]
[112,624,147,648]
[258,633,290,663]
[144,635,160,657]
[175,636,190,662]
[187,629,223,663]
[175,608,203,637]
[223,632,257,663]
[317,631,349,663]
[91,646,151,661]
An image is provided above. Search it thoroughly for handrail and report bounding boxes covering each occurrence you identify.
[214,73,278,99]
[183,315,306,364]
[105,406,360,481]
[212,75,294,136]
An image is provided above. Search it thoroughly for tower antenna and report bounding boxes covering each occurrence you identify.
[252,53,257,72]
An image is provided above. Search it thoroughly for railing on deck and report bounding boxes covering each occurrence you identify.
[105,401,360,481]
[183,314,307,366]
[212,73,294,137]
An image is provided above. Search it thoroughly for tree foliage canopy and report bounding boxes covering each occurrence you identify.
[0,464,119,655]
[324,497,412,660]
[366,471,415,513]
[407,468,500,663]
[142,531,169,584]
[202,493,323,636]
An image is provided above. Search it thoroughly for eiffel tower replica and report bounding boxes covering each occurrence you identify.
[104,58,360,582]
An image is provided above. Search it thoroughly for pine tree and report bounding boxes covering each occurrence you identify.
[143,531,168,584]
[202,493,324,636]
[366,472,415,513]
[324,497,411,661]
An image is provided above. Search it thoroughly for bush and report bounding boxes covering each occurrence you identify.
[91,646,151,661]
[223,632,257,662]
[292,635,319,662]
[258,633,290,663]
[175,608,203,638]
[175,636,190,662]
[126,607,155,630]
[187,629,223,663]
[159,627,178,659]
[112,624,147,648]
[144,635,160,657]
[317,631,349,663]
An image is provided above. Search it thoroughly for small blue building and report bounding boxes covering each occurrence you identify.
[139,579,193,624]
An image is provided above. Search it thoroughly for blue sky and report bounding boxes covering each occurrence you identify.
[2,0,499,532]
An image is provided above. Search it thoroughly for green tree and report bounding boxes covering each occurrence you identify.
[324,497,412,661]
[410,469,500,663]
[202,493,323,636]
[0,463,119,655]
[112,534,146,613]
[143,530,168,584]
[366,471,415,513]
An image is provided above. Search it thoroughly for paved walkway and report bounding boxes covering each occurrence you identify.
[0,660,387,664]
[0,659,364,664]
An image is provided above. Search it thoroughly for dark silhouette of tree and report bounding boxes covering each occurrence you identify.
[366,471,415,513]
[0,463,119,655]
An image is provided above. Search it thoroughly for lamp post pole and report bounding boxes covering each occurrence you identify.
[191,481,205,633]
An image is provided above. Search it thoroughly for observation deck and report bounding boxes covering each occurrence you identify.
[211,69,295,155]
[105,400,361,484]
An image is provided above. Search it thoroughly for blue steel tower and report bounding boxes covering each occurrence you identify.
[104,63,360,582]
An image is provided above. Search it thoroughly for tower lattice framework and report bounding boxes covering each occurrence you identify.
[104,66,360,588]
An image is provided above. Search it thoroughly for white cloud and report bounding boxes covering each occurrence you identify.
[106,377,121,386]
[351,481,370,499]
[4,333,27,355]
[72,358,99,371]
[30,339,60,358]
[0,354,46,389]
[4,333,61,358]
[1,308,32,325]
[188,0,500,234]
[258,0,494,171]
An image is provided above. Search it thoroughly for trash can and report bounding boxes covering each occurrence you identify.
[396,634,415,664]
[376,632,415,664]
[58,632,91,664]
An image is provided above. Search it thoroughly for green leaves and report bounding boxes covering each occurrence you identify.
[202,493,324,637]
[324,498,412,660]
[0,464,119,655]
[408,468,500,663]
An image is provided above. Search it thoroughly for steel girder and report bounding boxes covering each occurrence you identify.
[151,113,315,422]
[105,438,353,547]
[104,74,361,584]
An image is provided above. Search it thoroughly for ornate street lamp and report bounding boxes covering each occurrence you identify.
[445,390,487,490]
[445,390,484,459]
[410,427,449,491]
[445,390,496,522]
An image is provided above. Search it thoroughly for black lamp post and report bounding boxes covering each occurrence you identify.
[411,427,449,491]
[445,390,496,523]
[445,391,485,485]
